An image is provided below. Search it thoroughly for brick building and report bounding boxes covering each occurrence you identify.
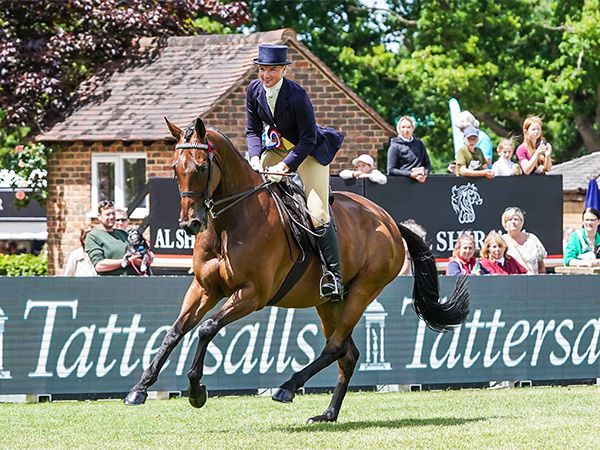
[37,28,395,275]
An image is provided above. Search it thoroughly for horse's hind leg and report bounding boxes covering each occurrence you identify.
[308,336,359,423]
[124,279,218,405]
[273,285,384,422]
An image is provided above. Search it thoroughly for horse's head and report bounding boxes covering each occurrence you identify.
[167,116,221,235]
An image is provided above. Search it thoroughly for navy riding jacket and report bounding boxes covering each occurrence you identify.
[245,78,344,172]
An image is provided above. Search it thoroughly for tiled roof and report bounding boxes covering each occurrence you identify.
[551,152,600,192]
[37,29,295,142]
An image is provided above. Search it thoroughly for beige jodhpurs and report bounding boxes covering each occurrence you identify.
[261,149,330,228]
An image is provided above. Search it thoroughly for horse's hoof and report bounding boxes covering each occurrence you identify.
[272,388,295,403]
[124,390,147,406]
[307,413,337,423]
[188,384,208,409]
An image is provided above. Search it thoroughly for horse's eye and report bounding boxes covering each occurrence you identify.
[199,163,209,173]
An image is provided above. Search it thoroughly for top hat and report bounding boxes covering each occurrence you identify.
[253,44,292,66]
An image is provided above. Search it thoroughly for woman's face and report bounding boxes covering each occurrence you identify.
[503,213,524,233]
[582,211,599,233]
[458,241,475,260]
[527,122,542,141]
[398,120,414,140]
[489,241,505,260]
[258,65,285,88]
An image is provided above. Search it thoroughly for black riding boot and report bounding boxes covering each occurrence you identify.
[315,223,344,301]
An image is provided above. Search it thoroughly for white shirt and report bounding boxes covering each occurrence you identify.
[492,158,518,176]
[263,78,284,115]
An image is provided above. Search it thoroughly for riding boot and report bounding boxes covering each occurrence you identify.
[315,223,344,301]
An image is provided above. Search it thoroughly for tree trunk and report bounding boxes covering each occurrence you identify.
[574,113,600,153]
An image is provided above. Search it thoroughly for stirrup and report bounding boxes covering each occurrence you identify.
[319,271,342,300]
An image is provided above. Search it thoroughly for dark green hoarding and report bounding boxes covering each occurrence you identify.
[0,275,598,396]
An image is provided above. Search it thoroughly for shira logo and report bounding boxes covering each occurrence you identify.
[451,183,483,224]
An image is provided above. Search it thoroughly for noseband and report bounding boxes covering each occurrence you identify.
[174,136,271,220]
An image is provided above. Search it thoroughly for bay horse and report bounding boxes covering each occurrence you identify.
[124,117,470,423]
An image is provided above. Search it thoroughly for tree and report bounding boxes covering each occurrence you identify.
[247,0,600,168]
[0,0,250,206]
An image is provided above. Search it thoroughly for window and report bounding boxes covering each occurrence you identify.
[91,153,147,218]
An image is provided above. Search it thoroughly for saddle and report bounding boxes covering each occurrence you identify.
[265,176,335,306]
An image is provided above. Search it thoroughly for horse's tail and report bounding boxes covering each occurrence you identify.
[397,222,470,332]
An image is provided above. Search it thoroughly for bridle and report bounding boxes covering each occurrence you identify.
[173,130,271,220]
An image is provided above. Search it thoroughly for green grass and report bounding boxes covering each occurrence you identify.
[1,385,598,449]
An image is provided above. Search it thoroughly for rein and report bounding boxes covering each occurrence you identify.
[174,140,272,220]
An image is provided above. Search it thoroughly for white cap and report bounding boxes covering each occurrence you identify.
[352,154,375,167]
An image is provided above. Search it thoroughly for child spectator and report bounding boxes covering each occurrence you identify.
[492,139,520,176]
[516,115,553,175]
[455,127,495,179]
[339,154,387,185]
[446,232,482,275]
[479,231,527,275]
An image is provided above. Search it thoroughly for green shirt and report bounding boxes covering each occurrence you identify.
[85,228,133,276]
[564,229,600,266]
[455,145,487,176]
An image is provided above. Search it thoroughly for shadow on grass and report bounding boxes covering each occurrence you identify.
[279,416,487,432]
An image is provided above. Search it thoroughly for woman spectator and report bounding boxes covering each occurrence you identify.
[339,154,387,185]
[479,231,527,275]
[564,207,600,267]
[446,232,481,275]
[501,207,547,274]
[387,116,430,183]
[516,115,553,175]
[63,227,96,276]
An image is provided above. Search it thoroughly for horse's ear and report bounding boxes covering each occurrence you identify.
[194,117,206,140]
[165,117,182,140]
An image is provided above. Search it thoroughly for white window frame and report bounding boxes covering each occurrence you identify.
[90,153,148,219]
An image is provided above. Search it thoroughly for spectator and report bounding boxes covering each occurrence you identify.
[516,115,553,175]
[501,207,547,274]
[564,207,600,267]
[492,139,520,176]
[398,219,427,276]
[114,209,130,231]
[339,154,387,185]
[387,115,430,183]
[479,231,527,275]
[63,227,97,276]
[455,110,494,166]
[455,127,495,179]
[85,200,152,275]
[446,232,482,275]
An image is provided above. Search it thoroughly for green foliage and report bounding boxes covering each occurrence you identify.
[0,142,51,207]
[0,253,47,276]
[246,0,600,169]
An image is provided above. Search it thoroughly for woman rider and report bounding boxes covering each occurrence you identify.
[246,44,345,301]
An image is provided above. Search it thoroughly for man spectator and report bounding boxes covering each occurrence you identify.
[85,200,152,275]
[455,127,495,179]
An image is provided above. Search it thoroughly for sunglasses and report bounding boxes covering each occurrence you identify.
[115,218,128,223]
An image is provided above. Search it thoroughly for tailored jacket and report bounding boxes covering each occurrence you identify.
[246,78,344,172]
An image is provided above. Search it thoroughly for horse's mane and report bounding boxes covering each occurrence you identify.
[207,127,255,172]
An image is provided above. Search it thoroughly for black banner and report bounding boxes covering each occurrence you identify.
[149,175,563,259]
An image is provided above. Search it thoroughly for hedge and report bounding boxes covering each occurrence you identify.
[0,253,47,276]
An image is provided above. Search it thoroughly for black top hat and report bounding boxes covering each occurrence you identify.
[253,44,292,66]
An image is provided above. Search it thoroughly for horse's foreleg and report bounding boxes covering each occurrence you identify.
[124,279,217,405]
[307,337,359,423]
[186,288,259,408]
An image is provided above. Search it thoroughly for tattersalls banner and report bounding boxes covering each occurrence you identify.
[0,275,598,397]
